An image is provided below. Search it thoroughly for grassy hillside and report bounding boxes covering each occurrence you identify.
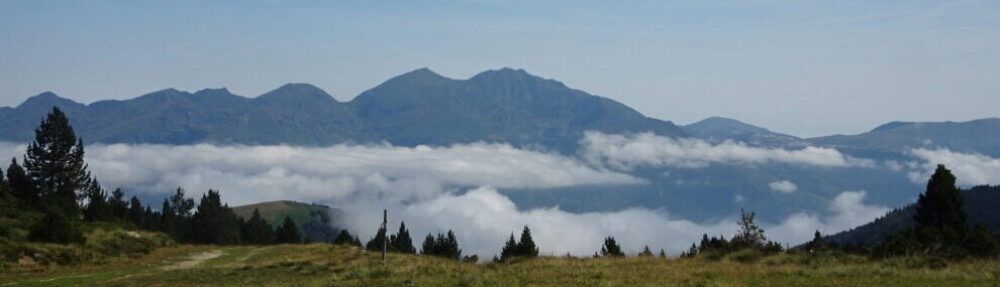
[231,200,340,243]
[4,244,1000,286]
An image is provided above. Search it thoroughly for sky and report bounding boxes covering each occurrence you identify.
[1,0,998,137]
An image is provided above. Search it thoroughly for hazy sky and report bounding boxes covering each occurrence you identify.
[1,0,998,137]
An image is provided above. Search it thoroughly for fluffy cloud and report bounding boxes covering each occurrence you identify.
[340,188,888,258]
[0,141,888,258]
[768,180,798,193]
[579,131,874,170]
[0,142,640,205]
[907,148,1000,186]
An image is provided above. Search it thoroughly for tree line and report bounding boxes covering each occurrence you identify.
[0,107,303,246]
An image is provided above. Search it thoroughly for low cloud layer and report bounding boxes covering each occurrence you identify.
[769,180,798,193]
[0,141,888,257]
[580,132,873,170]
[907,148,1000,186]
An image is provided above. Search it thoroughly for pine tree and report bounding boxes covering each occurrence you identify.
[517,226,539,258]
[275,216,301,244]
[24,107,90,218]
[334,229,359,246]
[600,236,624,257]
[128,195,144,227]
[109,188,128,221]
[805,230,826,252]
[365,225,390,251]
[188,190,242,245]
[638,245,653,257]
[659,249,667,258]
[390,221,415,253]
[500,233,519,261]
[913,165,968,256]
[241,209,274,245]
[81,179,110,222]
[421,233,437,255]
[7,158,36,205]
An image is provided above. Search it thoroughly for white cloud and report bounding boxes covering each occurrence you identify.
[907,148,1000,186]
[768,180,798,193]
[0,141,888,258]
[579,131,874,170]
[0,142,640,205]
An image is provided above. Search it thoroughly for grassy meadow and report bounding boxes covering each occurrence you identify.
[4,243,1000,287]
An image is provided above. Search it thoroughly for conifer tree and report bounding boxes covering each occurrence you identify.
[365,225,390,251]
[638,245,653,257]
[275,216,301,244]
[600,236,624,257]
[24,107,90,218]
[913,165,967,255]
[390,221,416,253]
[334,229,360,246]
[128,195,144,226]
[81,179,110,222]
[517,226,539,258]
[188,190,242,244]
[241,209,274,245]
[500,233,519,261]
[659,249,667,258]
[7,158,35,204]
[109,188,128,220]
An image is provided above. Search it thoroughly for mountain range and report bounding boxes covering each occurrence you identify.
[3,67,999,225]
[0,68,684,153]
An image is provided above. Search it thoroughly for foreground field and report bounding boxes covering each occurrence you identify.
[3,244,1000,286]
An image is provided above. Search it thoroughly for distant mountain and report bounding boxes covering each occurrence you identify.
[825,185,1000,246]
[0,68,685,152]
[683,117,804,147]
[808,118,1000,157]
[232,200,344,243]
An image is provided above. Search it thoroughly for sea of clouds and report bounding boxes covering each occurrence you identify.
[3,131,997,258]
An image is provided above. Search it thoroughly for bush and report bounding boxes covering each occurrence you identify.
[85,229,173,257]
[727,249,763,263]
[28,211,84,244]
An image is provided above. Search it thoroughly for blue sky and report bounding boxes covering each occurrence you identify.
[1,0,998,137]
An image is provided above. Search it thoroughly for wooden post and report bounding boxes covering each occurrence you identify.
[381,209,387,262]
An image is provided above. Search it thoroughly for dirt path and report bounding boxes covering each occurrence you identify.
[160,249,224,271]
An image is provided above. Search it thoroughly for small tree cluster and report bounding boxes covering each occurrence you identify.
[333,229,362,247]
[599,236,624,257]
[499,226,539,261]
[366,221,415,253]
[421,230,462,260]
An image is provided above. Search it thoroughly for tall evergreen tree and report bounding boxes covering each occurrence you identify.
[275,216,301,244]
[600,236,624,257]
[128,195,144,226]
[188,190,242,245]
[24,107,90,218]
[499,233,519,261]
[334,229,361,246]
[913,164,968,255]
[365,225,390,252]
[390,221,416,254]
[81,179,110,222]
[638,245,654,257]
[109,188,128,221]
[517,226,539,258]
[241,209,274,245]
[7,158,36,204]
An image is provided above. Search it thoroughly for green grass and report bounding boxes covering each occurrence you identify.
[3,244,1000,286]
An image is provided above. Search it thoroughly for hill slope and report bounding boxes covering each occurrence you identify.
[825,185,1000,246]
[232,200,342,243]
[808,118,1000,157]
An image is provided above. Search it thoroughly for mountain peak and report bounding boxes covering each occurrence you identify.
[256,83,337,103]
[17,91,83,110]
[870,121,914,133]
[686,117,771,134]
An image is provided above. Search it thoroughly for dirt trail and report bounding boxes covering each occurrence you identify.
[160,249,224,271]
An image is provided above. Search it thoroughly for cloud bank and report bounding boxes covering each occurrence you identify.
[0,141,888,258]
[580,131,873,170]
[907,148,1000,186]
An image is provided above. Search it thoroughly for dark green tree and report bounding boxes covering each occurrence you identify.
[600,236,624,257]
[28,209,83,244]
[804,230,827,252]
[7,158,36,205]
[499,233,519,261]
[241,209,274,245]
[389,221,416,254]
[638,245,653,257]
[659,249,667,258]
[365,225,390,252]
[421,231,461,260]
[81,179,111,222]
[913,165,967,256]
[275,216,301,244]
[188,190,242,245]
[517,226,539,258]
[965,224,998,257]
[109,188,128,220]
[731,209,767,250]
[128,195,144,226]
[333,229,361,247]
[24,107,90,218]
